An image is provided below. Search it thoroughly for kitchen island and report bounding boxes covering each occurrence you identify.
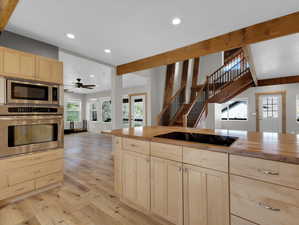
[103,126,299,225]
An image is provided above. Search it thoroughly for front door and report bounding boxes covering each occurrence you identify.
[259,94,282,133]
[129,94,147,127]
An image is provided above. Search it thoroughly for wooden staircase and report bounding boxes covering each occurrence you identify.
[157,49,254,127]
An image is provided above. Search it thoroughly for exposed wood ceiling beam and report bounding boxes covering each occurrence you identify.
[0,0,19,32]
[117,11,299,75]
[258,75,299,86]
[242,46,258,86]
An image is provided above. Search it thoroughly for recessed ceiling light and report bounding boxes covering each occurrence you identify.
[104,49,111,54]
[172,17,181,26]
[90,74,95,78]
[66,33,75,39]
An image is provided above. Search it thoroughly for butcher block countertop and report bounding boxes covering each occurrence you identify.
[102,126,299,164]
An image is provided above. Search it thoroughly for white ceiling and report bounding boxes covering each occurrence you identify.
[250,33,299,80]
[60,50,147,94]
[7,0,299,66]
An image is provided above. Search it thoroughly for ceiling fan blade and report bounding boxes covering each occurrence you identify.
[82,85,96,88]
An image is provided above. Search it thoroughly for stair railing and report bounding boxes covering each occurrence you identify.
[208,50,249,97]
[183,49,250,127]
[157,86,186,126]
[183,81,209,127]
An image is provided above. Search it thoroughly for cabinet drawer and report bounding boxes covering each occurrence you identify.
[0,149,64,170]
[35,172,63,189]
[231,215,257,225]
[0,181,34,201]
[151,142,182,162]
[230,155,299,189]
[0,173,8,189]
[35,159,64,178]
[123,138,150,155]
[231,175,299,225]
[9,159,64,185]
[183,147,228,172]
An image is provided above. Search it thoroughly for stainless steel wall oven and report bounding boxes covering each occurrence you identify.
[0,106,64,157]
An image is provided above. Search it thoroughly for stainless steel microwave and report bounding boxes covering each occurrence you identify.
[6,79,60,105]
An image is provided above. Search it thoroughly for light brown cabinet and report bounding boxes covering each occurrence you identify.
[36,56,63,84]
[113,137,122,196]
[121,150,150,212]
[231,215,257,225]
[0,46,63,84]
[2,47,36,79]
[183,164,229,225]
[151,157,183,225]
[0,149,64,202]
[230,155,299,189]
[231,175,299,225]
[0,173,8,189]
[0,47,3,73]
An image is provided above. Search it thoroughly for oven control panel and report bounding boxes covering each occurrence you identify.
[0,105,63,115]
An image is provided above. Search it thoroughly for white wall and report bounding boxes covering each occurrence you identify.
[220,83,299,134]
[85,65,165,133]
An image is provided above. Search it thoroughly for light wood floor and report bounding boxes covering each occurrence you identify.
[0,133,163,225]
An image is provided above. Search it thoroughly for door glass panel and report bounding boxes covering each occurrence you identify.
[11,83,49,101]
[8,124,58,147]
[130,95,146,127]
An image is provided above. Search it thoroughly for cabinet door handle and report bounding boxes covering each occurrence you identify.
[259,169,279,176]
[130,144,137,147]
[258,202,280,212]
[178,167,182,172]
[146,158,150,163]
[184,168,188,173]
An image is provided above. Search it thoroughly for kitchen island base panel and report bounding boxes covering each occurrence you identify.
[106,126,299,225]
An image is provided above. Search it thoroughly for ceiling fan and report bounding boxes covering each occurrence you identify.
[65,78,96,91]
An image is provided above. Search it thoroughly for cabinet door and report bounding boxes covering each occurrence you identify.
[3,48,35,79]
[0,47,3,73]
[114,150,122,196]
[151,157,183,225]
[52,61,63,84]
[0,173,8,189]
[122,151,150,211]
[19,53,36,78]
[36,57,53,83]
[3,48,20,75]
[183,165,229,225]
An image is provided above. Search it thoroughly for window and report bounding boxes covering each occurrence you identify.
[297,95,299,123]
[89,102,98,121]
[122,97,129,126]
[65,100,81,122]
[100,98,112,123]
[221,100,248,121]
[262,96,279,118]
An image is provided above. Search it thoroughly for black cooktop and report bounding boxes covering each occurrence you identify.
[154,132,238,147]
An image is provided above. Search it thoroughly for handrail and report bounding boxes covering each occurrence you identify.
[184,81,207,116]
[157,85,186,125]
[207,50,244,81]
[223,48,243,65]
[184,49,249,127]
